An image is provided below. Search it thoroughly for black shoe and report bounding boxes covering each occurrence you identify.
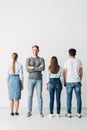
[15,112,19,116]
[40,112,44,117]
[10,112,14,116]
[26,112,32,117]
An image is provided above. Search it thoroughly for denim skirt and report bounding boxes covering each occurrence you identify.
[8,75,22,100]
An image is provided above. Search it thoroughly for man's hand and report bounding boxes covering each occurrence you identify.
[39,64,44,68]
[26,66,34,70]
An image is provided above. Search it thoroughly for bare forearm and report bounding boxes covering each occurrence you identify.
[79,68,83,80]
[26,66,35,72]
[35,64,45,71]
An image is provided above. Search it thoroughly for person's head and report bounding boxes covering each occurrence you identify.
[49,56,60,74]
[11,52,18,74]
[12,52,18,61]
[32,45,39,57]
[68,48,76,57]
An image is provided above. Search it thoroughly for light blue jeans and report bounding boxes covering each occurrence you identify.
[27,79,43,113]
[66,82,82,114]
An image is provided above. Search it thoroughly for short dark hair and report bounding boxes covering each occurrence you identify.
[68,48,76,57]
[32,45,39,51]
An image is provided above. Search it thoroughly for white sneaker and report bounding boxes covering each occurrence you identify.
[76,113,81,118]
[49,114,53,118]
[57,114,60,118]
[65,113,72,118]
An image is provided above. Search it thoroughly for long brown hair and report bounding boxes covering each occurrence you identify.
[11,53,18,74]
[49,56,60,74]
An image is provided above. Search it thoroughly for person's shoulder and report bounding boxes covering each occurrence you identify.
[64,59,69,64]
[38,56,45,60]
[8,62,11,68]
[26,57,32,62]
[59,66,63,69]
[17,62,23,68]
[76,59,83,65]
[59,66,63,71]
[75,58,82,62]
[64,58,69,61]
[26,57,32,60]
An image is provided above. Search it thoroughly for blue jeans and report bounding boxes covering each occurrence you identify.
[48,78,62,114]
[66,82,82,114]
[27,79,43,113]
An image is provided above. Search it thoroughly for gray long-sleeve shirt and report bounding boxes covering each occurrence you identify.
[26,56,45,80]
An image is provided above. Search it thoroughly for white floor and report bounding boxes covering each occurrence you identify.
[0,107,87,130]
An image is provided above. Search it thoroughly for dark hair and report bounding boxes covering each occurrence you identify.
[49,56,60,74]
[32,45,39,51]
[69,48,76,57]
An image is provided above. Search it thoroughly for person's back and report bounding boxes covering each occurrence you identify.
[46,56,63,118]
[64,48,83,118]
[64,58,82,82]
[7,52,24,116]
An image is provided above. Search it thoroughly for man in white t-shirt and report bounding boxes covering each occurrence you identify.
[64,48,83,118]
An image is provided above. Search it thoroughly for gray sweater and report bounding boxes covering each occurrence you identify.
[26,56,45,80]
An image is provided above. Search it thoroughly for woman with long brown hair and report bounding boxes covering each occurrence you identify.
[7,52,24,116]
[46,56,63,118]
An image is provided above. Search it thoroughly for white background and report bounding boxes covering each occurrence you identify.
[0,0,87,108]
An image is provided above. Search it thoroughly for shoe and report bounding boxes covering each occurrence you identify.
[57,114,60,118]
[49,114,53,118]
[40,112,44,117]
[65,113,72,118]
[10,112,14,116]
[26,112,32,117]
[76,113,81,118]
[15,112,19,116]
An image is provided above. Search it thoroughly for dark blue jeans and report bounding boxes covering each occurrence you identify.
[48,78,62,114]
[66,82,82,114]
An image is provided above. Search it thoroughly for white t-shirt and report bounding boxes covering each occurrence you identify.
[64,58,83,82]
